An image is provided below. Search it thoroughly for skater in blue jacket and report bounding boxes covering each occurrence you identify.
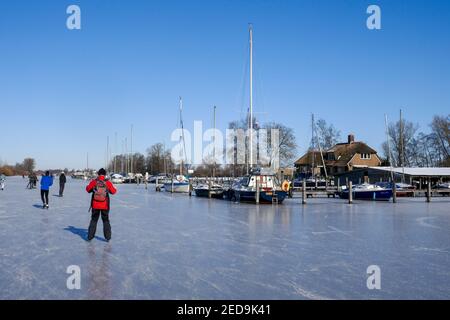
[40,171,53,209]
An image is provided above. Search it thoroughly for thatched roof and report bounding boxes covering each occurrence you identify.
[294,141,378,167]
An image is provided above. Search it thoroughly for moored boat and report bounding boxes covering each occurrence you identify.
[228,168,288,204]
[194,184,224,198]
[339,183,392,201]
[164,175,190,193]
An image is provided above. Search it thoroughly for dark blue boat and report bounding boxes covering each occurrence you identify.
[227,168,289,204]
[338,183,393,201]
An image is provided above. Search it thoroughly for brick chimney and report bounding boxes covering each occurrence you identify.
[348,134,355,144]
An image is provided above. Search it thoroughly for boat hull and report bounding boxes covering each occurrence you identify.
[163,182,190,193]
[231,190,287,204]
[338,189,393,201]
[194,188,224,199]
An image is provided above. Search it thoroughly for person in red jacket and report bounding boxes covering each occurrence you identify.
[86,168,117,241]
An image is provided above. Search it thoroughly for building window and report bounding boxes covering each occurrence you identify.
[360,153,371,160]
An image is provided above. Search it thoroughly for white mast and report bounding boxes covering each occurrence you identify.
[125,137,128,174]
[106,136,109,171]
[114,132,117,173]
[249,23,254,170]
[213,105,216,178]
[179,97,183,176]
[130,125,133,174]
[400,109,405,182]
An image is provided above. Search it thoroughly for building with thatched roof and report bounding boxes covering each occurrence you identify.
[294,134,382,176]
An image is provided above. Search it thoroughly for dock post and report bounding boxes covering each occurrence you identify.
[302,179,306,205]
[337,178,340,191]
[256,178,260,204]
[392,181,397,203]
[156,177,159,192]
[427,179,431,203]
[348,181,353,204]
[208,178,212,198]
[171,177,174,194]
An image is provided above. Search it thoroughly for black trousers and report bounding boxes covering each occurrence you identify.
[59,183,65,196]
[40,190,49,205]
[88,209,111,241]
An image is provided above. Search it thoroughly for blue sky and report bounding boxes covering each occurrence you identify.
[0,0,449,170]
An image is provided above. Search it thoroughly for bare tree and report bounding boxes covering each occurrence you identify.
[430,115,450,166]
[22,158,36,173]
[145,143,173,175]
[263,122,297,167]
[384,119,419,167]
[313,119,341,150]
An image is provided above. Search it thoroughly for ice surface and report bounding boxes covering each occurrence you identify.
[0,176,449,299]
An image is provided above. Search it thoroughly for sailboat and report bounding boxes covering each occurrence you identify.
[228,168,289,203]
[228,25,288,204]
[164,97,190,193]
[194,106,225,198]
[338,183,393,201]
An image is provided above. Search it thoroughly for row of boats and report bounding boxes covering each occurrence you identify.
[75,170,450,204]
[159,168,290,204]
[161,175,449,203]
[158,170,439,203]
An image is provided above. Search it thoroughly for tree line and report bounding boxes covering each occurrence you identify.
[0,158,37,176]
[382,114,449,167]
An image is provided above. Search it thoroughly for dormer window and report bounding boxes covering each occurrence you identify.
[327,153,335,161]
[360,153,371,160]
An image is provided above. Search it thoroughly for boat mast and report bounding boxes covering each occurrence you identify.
[106,136,109,172]
[213,105,216,178]
[400,109,405,182]
[114,132,117,173]
[179,97,185,176]
[130,124,133,174]
[125,137,128,174]
[311,113,315,178]
[385,114,395,180]
[163,142,167,174]
[249,23,254,172]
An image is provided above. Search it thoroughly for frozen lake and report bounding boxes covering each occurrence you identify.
[0,176,449,299]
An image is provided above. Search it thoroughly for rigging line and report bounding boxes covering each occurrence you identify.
[179,98,188,167]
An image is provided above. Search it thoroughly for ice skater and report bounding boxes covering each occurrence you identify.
[86,168,117,242]
[28,172,38,189]
[59,172,67,197]
[0,174,5,190]
[40,171,53,209]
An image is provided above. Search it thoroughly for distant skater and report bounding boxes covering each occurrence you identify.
[59,172,67,197]
[40,171,53,209]
[0,174,5,190]
[86,168,117,242]
[27,173,33,189]
[28,172,38,189]
[32,173,38,188]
